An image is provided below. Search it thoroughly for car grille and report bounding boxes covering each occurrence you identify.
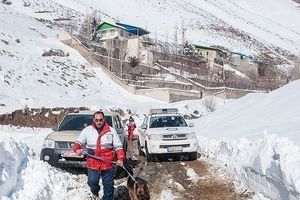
[162,134,187,140]
[56,141,73,149]
[159,144,190,149]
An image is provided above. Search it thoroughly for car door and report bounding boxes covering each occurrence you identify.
[113,115,125,144]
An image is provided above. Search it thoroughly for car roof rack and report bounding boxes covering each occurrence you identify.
[150,108,178,114]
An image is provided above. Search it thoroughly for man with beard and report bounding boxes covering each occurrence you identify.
[73,111,125,200]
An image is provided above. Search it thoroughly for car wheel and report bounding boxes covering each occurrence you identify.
[40,149,59,166]
[145,143,153,162]
[137,139,144,156]
[189,152,198,161]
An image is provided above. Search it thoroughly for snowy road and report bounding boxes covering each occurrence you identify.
[125,141,250,200]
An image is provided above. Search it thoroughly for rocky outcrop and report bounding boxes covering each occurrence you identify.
[0,107,89,128]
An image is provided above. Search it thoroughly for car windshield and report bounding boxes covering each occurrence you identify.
[149,115,188,128]
[58,114,113,131]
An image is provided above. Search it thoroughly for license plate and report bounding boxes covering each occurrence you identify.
[167,146,183,152]
[61,150,84,158]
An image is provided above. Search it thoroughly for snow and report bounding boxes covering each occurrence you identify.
[52,0,300,57]
[0,2,162,115]
[2,80,300,199]
[160,189,177,200]
[185,168,200,184]
[194,80,300,199]
[1,0,300,199]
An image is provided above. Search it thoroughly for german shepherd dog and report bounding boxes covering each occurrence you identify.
[113,176,150,200]
[113,158,149,200]
[127,176,150,200]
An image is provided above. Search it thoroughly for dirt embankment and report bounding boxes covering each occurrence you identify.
[0,107,89,128]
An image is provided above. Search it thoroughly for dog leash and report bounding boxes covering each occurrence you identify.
[84,153,137,182]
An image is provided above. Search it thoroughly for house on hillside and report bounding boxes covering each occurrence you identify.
[228,52,258,77]
[193,44,226,68]
[96,21,154,65]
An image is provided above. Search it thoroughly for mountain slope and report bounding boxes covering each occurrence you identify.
[0,3,161,114]
[51,0,300,65]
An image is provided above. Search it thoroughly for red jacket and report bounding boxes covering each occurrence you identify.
[128,122,136,135]
[73,122,125,171]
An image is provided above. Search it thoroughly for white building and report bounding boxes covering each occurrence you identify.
[96,21,154,65]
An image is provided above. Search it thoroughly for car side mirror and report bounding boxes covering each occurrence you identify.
[189,122,194,127]
[141,124,147,129]
[52,126,57,131]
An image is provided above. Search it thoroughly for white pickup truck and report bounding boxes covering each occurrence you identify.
[137,108,198,162]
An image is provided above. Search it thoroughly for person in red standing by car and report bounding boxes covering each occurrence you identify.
[127,116,136,141]
[73,111,124,200]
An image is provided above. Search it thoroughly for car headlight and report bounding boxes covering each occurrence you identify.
[186,132,196,139]
[149,134,161,140]
[42,139,55,148]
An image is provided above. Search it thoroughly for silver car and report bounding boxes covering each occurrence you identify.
[40,110,127,167]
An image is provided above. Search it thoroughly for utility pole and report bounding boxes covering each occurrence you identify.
[174,23,178,54]
[223,65,226,103]
[222,51,227,103]
[181,19,186,53]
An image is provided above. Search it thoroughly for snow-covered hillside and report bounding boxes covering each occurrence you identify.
[50,0,300,65]
[1,1,300,199]
[0,2,162,114]
[194,80,300,200]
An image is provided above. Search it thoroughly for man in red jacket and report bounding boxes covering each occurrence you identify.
[73,111,125,200]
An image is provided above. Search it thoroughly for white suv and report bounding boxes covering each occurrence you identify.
[137,108,198,162]
[40,110,127,167]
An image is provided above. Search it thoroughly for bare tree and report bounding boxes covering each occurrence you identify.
[203,96,216,112]
[90,12,101,41]
[79,11,101,39]
[119,40,128,78]
[292,55,300,80]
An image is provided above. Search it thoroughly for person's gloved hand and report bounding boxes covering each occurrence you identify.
[116,160,123,167]
[76,149,85,156]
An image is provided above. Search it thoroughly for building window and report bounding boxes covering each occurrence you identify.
[110,29,115,36]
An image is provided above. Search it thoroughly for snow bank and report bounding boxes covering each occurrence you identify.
[0,138,89,200]
[194,80,300,199]
[0,139,29,197]
[198,134,300,199]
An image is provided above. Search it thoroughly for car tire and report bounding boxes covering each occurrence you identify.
[145,143,153,162]
[189,152,198,161]
[40,149,59,166]
[123,139,128,152]
[137,139,144,156]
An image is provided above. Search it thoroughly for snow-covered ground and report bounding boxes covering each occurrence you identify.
[1,81,300,199]
[1,0,300,199]
[194,80,300,200]
[0,1,162,115]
